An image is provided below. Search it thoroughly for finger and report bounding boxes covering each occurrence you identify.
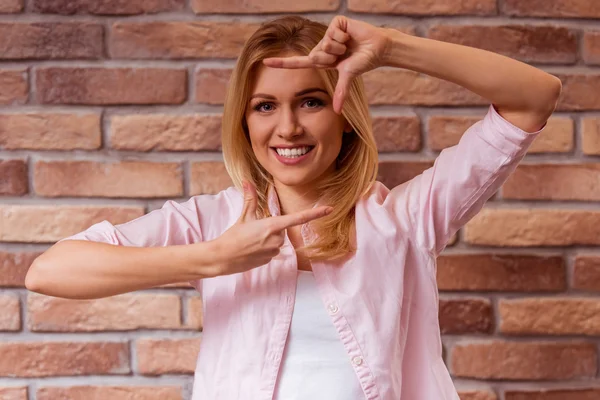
[263,56,313,69]
[321,39,347,56]
[328,27,350,44]
[328,16,351,43]
[240,181,258,222]
[309,51,338,66]
[272,206,333,230]
[333,69,353,114]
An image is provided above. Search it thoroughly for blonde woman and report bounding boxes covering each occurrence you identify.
[26,15,561,400]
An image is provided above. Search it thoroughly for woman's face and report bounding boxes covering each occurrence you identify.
[245,62,350,192]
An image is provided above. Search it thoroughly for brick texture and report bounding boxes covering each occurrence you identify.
[0,342,130,377]
[136,338,201,375]
[0,69,27,105]
[36,386,183,400]
[36,68,187,105]
[3,2,600,397]
[452,341,597,380]
[28,293,183,331]
[0,23,103,60]
[34,161,183,198]
[0,113,101,150]
[32,0,185,15]
[0,387,27,400]
[0,0,23,13]
[0,159,27,195]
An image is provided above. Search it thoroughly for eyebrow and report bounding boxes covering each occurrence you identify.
[249,88,328,100]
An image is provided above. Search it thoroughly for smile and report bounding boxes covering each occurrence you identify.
[274,146,313,158]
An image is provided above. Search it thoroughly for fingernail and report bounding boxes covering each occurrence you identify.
[325,207,334,214]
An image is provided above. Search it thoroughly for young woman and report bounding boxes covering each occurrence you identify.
[26,15,561,400]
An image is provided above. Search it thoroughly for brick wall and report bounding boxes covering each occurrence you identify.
[1,0,600,399]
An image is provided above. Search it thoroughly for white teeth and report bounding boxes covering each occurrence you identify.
[275,146,311,158]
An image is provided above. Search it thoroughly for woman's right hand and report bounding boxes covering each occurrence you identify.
[208,182,332,277]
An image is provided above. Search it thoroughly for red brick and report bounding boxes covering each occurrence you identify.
[34,161,183,198]
[0,69,27,105]
[504,0,600,18]
[28,293,182,332]
[464,209,600,247]
[0,159,27,195]
[110,22,258,59]
[364,70,485,106]
[192,0,338,13]
[437,254,566,292]
[439,298,493,334]
[0,113,101,150]
[0,295,20,331]
[0,342,130,377]
[136,338,200,375]
[186,296,203,330]
[348,0,495,15]
[373,115,421,152]
[428,25,577,64]
[36,68,186,105]
[37,386,183,400]
[556,74,600,111]
[0,387,27,400]
[505,389,600,400]
[195,68,231,104]
[0,23,102,60]
[451,341,597,380]
[0,205,144,243]
[582,117,600,155]
[459,391,497,400]
[573,255,600,291]
[503,164,600,201]
[190,162,233,195]
[500,298,600,336]
[0,0,22,13]
[584,31,600,65]
[428,115,573,153]
[0,251,40,287]
[110,114,221,151]
[32,0,184,15]
[377,161,433,188]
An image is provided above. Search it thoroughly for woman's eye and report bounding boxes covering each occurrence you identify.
[304,98,324,108]
[255,102,274,112]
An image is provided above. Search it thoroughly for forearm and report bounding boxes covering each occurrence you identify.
[26,240,217,300]
[381,29,562,132]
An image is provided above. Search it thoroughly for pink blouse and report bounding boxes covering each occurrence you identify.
[61,105,541,399]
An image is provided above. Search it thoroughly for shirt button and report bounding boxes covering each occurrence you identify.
[352,356,363,366]
[327,303,339,314]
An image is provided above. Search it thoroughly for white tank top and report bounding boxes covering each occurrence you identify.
[274,270,365,399]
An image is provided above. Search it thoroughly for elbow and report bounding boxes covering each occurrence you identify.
[539,75,562,120]
[25,259,49,294]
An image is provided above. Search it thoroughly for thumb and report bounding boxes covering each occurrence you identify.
[240,181,258,222]
[333,68,353,114]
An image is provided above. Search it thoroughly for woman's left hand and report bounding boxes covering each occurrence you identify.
[263,16,389,114]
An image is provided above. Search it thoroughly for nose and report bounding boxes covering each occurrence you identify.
[276,107,302,139]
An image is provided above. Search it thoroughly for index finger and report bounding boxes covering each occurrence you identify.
[271,206,333,230]
[263,56,314,69]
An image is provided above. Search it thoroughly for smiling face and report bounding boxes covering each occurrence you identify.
[245,63,350,194]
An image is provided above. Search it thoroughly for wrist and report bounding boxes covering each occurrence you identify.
[380,28,419,69]
[182,240,223,279]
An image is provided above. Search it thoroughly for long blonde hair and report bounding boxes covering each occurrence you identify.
[222,16,378,261]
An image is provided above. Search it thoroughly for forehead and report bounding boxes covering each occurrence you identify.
[250,64,327,96]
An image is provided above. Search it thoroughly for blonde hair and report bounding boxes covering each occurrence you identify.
[222,16,378,261]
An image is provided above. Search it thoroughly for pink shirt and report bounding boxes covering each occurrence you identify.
[62,105,541,399]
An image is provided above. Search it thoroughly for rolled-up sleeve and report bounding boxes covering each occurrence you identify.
[387,105,544,256]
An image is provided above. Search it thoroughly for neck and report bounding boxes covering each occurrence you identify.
[273,182,320,216]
